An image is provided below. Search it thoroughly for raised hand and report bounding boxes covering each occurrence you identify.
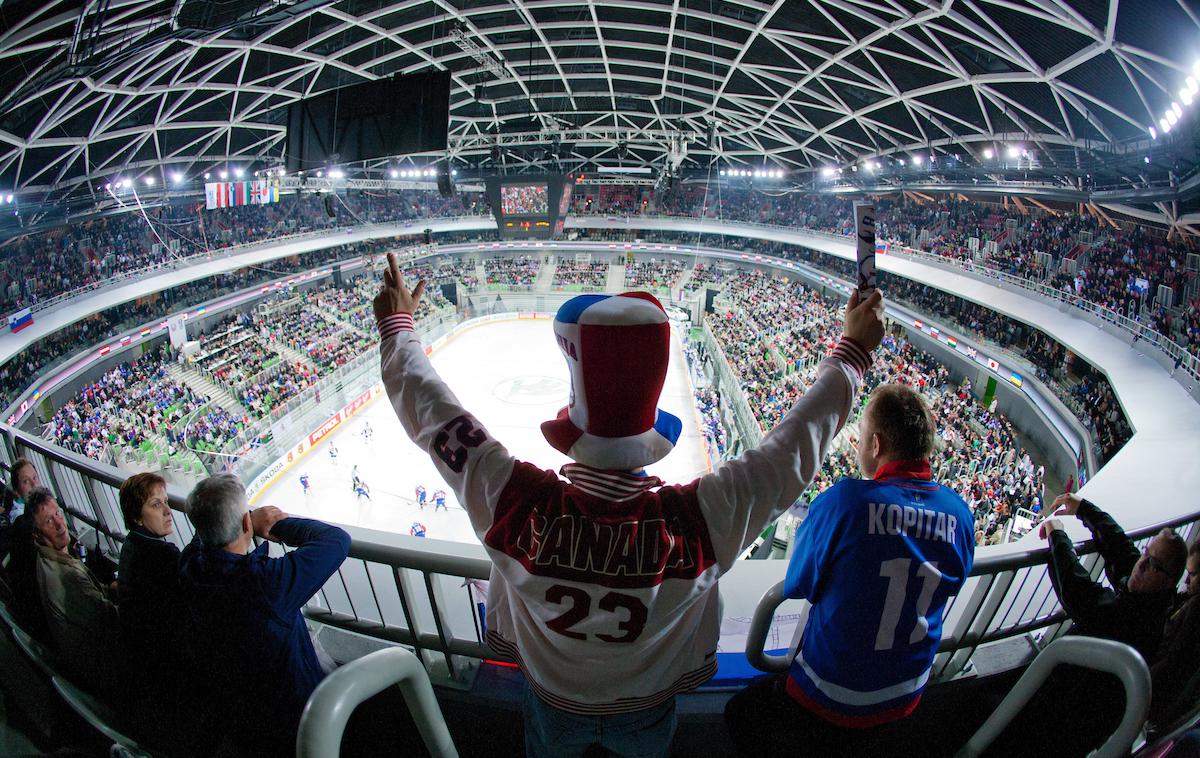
[373,251,426,322]
[843,288,885,352]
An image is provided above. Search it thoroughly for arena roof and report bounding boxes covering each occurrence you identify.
[0,0,1199,208]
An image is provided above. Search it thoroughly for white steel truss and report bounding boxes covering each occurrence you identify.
[0,0,1196,207]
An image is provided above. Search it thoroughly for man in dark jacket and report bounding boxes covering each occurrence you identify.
[1040,492,1185,660]
[996,492,1189,757]
[179,474,351,756]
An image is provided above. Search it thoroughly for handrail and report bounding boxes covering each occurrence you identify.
[296,647,458,758]
[955,637,1150,758]
[743,501,1200,675]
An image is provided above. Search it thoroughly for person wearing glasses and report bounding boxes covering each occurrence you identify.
[993,493,1191,757]
[1150,542,1200,729]
[1040,491,1186,660]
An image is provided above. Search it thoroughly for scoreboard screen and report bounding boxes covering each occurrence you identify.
[500,184,549,215]
[487,174,573,238]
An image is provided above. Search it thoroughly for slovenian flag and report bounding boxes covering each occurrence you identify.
[8,307,33,333]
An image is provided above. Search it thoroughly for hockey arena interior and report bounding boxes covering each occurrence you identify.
[0,1,1199,756]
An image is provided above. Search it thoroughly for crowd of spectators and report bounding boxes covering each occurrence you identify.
[705,269,1045,543]
[485,255,540,289]
[0,189,488,314]
[624,258,686,290]
[552,258,609,288]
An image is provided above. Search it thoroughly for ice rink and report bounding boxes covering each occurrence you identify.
[255,317,712,545]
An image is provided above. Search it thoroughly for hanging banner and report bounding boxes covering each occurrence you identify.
[205,180,280,210]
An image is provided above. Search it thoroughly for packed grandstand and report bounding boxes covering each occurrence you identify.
[2,1,1200,756]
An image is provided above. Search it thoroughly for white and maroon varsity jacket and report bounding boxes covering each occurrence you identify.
[378,311,871,714]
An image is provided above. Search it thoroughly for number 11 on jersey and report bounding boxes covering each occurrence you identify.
[875,558,943,651]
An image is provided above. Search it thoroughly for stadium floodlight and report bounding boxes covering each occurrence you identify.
[1182,87,1194,106]
[145,176,155,186]
[1172,102,1183,118]
[1150,126,1158,139]
[1189,77,1199,95]
[452,170,458,177]
[219,170,228,180]
[912,154,923,165]
[820,167,835,178]
[121,179,132,188]
[1145,156,1152,164]
[1162,117,1173,133]
[1005,145,1020,159]
[329,168,345,179]
[4,195,11,204]
[1194,61,1200,75]
[233,167,244,178]
[1167,109,1179,126]
[104,183,111,191]
[389,169,399,178]
[171,172,184,184]
[982,147,994,159]
[204,172,211,180]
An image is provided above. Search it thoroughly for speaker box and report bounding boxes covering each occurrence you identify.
[440,282,458,306]
[323,194,336,218]
[437,164,454,198]
[423,228,433,245]
[704,288,718,314]
[332,264,343,288]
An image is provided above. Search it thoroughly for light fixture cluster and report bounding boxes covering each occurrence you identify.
[719,168,785,178]
[1153,61,1200,138]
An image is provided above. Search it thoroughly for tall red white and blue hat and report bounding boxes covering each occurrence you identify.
[541,291,682,471]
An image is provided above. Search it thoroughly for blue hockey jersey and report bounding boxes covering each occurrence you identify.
[783,459,974,727]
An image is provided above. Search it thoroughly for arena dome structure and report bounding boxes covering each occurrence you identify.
[0,1,1199,755]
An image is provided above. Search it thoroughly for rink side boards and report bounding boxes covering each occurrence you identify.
[246,311,554,504]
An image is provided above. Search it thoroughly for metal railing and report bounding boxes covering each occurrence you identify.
[743,504,1200,686]
[5,411,1198,702]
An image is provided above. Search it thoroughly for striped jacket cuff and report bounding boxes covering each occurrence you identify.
[830,336,872,379]
[377,312,415,340]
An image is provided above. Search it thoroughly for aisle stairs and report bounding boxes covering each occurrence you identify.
[536,259,557,289]
[165,362,248,418]
[606,263,626,292]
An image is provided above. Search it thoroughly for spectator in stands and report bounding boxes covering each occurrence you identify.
[1150,542,1200,729]
[987,493,1190,756]
[1040,492,1185,659]
[116,473,187,718]
[374,251,884,758]
[28,487,121,695]
[724,384,974,756]
[179,474,350,756]
[3,458,40,523]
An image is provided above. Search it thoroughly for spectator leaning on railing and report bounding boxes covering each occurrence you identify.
[724,383,974,756]
[373,250,884,757]
[178,474,351,757]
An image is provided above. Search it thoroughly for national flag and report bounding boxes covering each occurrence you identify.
[195,306,206,315]
[119,335,131,345]
[947,336,957,348]
[914,318,923,329]
[930,326,940,337]
[8,307,33,333]
[1009,372,1024,387]
[30,389,41,401]
[99,345,111,356]
[967,346,977,358]
[875,240,888,255]
[986,358,999,371]
[140,327,151,337]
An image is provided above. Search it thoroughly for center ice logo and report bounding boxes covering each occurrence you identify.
[492,376,568,406]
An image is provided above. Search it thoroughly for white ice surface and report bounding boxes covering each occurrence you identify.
[256,318,710,545]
